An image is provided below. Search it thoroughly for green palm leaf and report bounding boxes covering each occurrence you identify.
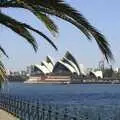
[0,59,6,83]
[34,12,58,36]
[0,12,38,52]
[32,0,113,61]
[0,0,114,62]
[0,12,57,51]
[0,45,8,57]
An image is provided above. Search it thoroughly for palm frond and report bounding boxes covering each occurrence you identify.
[0,59,6,81]
[34,12,58,36]
[91,31,113,62]
[0,45,8,57]
[33,7,92,40]
[30,3,113,61]
[22,22,58,50]
[35,0,113,61]
[0,0,114,62]
[0,12,58,51]
[0,1,92,40]
[0,12,38,52]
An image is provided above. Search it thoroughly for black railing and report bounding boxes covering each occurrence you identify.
[0,93,120,120]
[0,93,78,120]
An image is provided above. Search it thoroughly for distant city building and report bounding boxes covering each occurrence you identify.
[20,71,27,76]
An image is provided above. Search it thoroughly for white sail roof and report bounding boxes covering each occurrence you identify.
[58,61,76,73]
[79,64,87,75]
[65,51,81,74]
[91,71,103,78]
[41,61,53,72]
[46,56,55,66]
[34,64,50,74]
[62,57,80,75]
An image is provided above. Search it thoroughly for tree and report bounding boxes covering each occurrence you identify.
[0,0,114,81]
[0,57,6,88]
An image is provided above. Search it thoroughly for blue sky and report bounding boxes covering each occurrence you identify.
[1,0,120,71]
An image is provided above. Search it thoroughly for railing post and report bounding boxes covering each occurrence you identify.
[71,117,77,120]
[0,93,92,120]
[36,100,40,120]
[63,107,69,120]
[42,104,45,120]
[19,98,23,119]
[55,105,59,120]
[48,105,52,120]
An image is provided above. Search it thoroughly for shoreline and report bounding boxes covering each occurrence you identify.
[23,81,120,84]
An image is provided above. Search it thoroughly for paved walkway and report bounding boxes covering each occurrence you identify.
[0,109,19,120]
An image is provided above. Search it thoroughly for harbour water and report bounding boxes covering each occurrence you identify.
[2,82,120,119]
[3,82,120,106]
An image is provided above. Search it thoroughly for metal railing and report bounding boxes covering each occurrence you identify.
[0,93,78,120]
[0,93,120,120]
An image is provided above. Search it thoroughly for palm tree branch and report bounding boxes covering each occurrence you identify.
[0,0,114,61]
[21,23,58,50]
[0,59,6,81]
[0,45,8,57]
[32,6,113,61]
[0,12,58,51]
[0,12,38,52]
[0,2,59,36]
[0,2,94,40]
[34,12,58,36]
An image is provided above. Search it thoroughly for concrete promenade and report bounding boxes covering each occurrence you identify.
[0,109,19,120]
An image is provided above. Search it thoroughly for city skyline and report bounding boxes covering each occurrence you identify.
[1,0,120,70]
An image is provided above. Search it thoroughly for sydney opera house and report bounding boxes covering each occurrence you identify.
[25,51,102,83]
[28,51,86,75]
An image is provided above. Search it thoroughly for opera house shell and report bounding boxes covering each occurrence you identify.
[90,71,103,78]
[31,56,54,75]
[53,52,86,76]
[30,51,86,76]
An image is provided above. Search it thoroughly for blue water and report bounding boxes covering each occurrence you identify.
[4,82,120,106]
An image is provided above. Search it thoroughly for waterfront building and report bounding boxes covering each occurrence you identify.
[28,51,87,76]
[25,51,88,83]
[20,71,27,76]
[64,51,81,75]
[53,60,77,74]
[53,51,86,76]
[53,51,87,76]
[26,56,55,75]
[90,71,103,78]
[26,66,34,76]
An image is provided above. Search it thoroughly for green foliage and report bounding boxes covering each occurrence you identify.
[103,67,114,78]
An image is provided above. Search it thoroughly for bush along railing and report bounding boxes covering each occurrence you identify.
[1,93,120,120]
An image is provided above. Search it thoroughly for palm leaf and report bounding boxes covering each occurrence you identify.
[0,12,58,51]
[0,59,6,81]
[0,0,114,62]
[31,5,113,61]
[33,0,113,61]
[21,22,58,50]
[34,12,58,36]
[0,12,38,52]
[33,7,92,40]
[0,45,8,57]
